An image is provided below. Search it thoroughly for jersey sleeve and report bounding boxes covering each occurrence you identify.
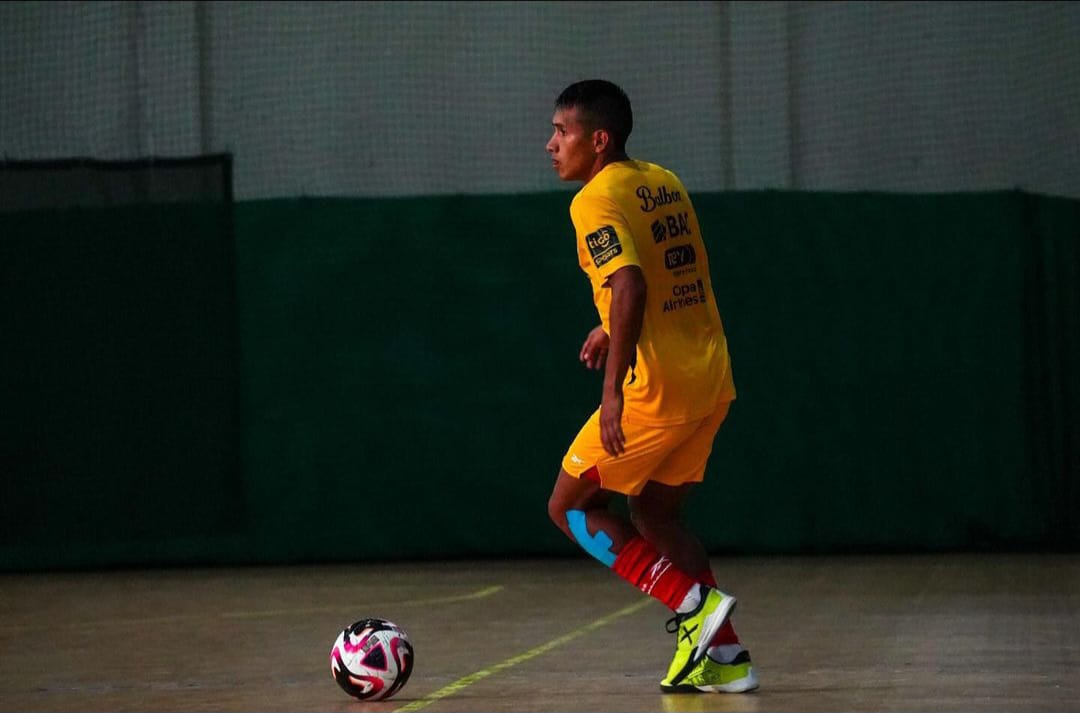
[570,191,640,281]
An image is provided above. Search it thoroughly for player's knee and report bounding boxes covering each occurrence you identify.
[629,506,655,539]
[631,507,677,545]
[547,494,572,538]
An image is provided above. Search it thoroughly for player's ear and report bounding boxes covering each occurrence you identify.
[592,128,609,154]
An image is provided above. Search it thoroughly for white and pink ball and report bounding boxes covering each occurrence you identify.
[330,618,414,701]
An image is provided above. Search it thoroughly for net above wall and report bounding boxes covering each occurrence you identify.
[779,2,1080,197]
[1,1,1078,200]
[0,155,232,212]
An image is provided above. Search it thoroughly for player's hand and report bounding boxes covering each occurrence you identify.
[580,326,610,371]
[600,389,626,457]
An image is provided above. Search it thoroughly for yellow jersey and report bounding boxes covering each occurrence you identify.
[570,160,735,426]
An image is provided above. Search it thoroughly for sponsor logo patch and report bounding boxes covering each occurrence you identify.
[650,213,691,243]
[651,219,667,243]
[664,244,696,271]
[636,185,683,213]
[584,225,623,267]
[663,279,708,313]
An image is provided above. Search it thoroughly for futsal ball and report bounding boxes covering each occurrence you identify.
[330,618,414,701]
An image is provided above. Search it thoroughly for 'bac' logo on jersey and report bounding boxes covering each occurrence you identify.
[585,225,623,267]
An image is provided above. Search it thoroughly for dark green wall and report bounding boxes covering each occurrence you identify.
[1,202,244,567]
[2,191,1077,569]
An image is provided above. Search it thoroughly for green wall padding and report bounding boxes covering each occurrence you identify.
[2,191,1077,569]
[699,192,1028,552]
[1,202,244,568]
[233,194,598,563]
[1021,194,1080,547]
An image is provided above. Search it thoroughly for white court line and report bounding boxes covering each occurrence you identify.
[0,585,504,632]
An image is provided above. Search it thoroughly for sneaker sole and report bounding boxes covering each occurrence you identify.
[656,665,760,691]
[698,679,759,693]
[660,667,759,694]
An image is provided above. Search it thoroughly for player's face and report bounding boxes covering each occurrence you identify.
[546,107,597,182]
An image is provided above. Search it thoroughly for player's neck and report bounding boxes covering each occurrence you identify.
[583,151,631,184]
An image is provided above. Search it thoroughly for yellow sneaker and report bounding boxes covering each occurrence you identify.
[660,585,737,687]
[660,649,759,693]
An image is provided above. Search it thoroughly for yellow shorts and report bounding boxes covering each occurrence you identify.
[560,400,732,495]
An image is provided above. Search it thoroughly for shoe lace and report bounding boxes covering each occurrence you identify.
[664,613,686,635]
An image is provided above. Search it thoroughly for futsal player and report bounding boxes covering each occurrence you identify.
[545,79,758,693]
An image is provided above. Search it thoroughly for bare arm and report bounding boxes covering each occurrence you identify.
[600,265,646,456]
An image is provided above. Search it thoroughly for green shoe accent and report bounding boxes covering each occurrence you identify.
[660,585,737,687]
[660,650,759,694]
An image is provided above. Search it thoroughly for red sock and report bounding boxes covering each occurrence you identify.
[612,536,698,611]
[696,569,740,646]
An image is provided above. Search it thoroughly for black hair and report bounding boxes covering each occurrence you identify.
[555,79,633,152]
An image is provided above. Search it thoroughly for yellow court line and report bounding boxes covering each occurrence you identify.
[1,585,504,632]
[394,598,653,713]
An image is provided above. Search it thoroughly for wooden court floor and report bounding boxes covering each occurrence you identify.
[1,554,1078,712]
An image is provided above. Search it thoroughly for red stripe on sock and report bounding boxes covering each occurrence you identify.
[712,618,740,645]
[612,536,697,611]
